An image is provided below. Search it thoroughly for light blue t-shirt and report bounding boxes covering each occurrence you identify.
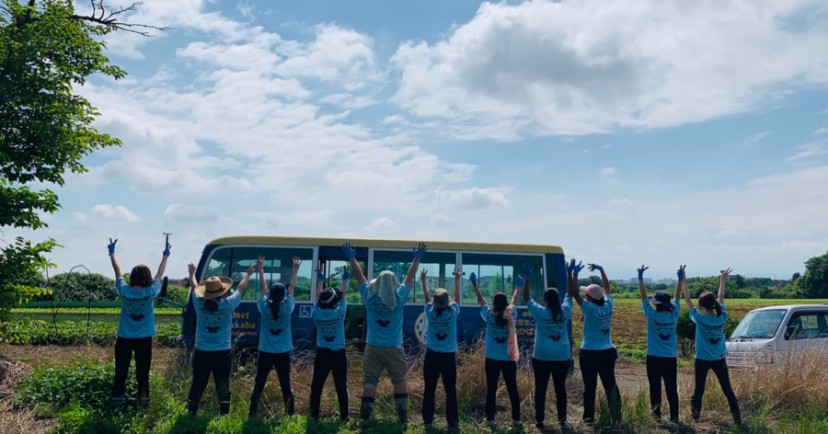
[690,304,729,361]
[425,302,460,353]
[116,278,162,339]
[193,291,241,351]
[643,298,681,358]
[528,297,572,361]
[580,293,615,351]
[257,295,296,354]
[360,282,408,347]
[481,305,512,361]
[312,299,347,351]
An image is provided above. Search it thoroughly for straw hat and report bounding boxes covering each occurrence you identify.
[195,276,233,299]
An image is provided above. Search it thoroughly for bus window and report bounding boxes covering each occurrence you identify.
[204,247,232,279]
[372,250,457,304]
[461,253,544,306]
[317,259,365,304]
[223,247,314,302]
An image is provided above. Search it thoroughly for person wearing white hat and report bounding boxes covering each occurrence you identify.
[570,259,621,424]
[638,264,683,422]
[107,236,170,411]
[419,266,462,429]
[186,257,257,415]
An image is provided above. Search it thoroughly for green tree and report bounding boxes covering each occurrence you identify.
[1,0,159,319]
[46,271,116,301]
[799,251,828,298]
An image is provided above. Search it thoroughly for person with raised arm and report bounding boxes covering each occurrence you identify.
[248,256,299,418]
[471,269,522,427]
[344,242,426,424]
[639,264,683,422]
[309,264,351,421]
[570,259,621,424]
[420,267,462,429]
[108,237,170,411]
[187,257,255,415]
[523,265,572,430]
[684,267,741,425]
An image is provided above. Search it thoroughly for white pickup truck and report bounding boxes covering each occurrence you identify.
[725,304,828,367]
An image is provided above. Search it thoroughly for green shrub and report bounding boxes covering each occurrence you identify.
[0,319,180,346]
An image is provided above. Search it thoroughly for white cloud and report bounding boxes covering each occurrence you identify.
[431,214,455,227]
[72,212,88,221]
[600,167,617,176]
[815,127,828,134]
[437,187,511,209]
[787,142,827,162]
[391,0,828,138]
[163,204,221,223]
[365,217,396,232]
[92,205,141,222]
[746,131,771,146]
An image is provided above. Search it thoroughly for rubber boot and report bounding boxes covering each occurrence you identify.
[394,393,408,424]
[284,395,295,416]
[360,397,375,420]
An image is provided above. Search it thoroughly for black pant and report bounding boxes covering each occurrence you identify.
[579,348,621,423]
[422,349,458,426]
[112,337,152,402]
[691,359,741,424]
[310,348,349,420]
[250,351,294,416]
[531,358,569,424]
[188,349,231,414]
[485,358,520,422]
[645,355,679,420]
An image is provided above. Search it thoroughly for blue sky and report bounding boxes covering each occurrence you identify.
[7,0,828,280]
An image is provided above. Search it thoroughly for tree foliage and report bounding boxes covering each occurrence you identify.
[799,251,828,298]
[0,0,146,320]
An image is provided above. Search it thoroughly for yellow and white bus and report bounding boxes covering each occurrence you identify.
[186,236,569,352]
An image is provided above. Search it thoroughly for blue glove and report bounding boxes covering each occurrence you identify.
[341,266,350,282]
[316,269,326,281]
[107,238,117,256]
[163,242,171,257]
[677,265,686,281]
[342,243,356,260]
[637,265,648,281]
[469,272,478,286]
[523,264,533,280]
[588,263,603,272]
[412,242,427,260]
[573,261,585,275]
[567,258,575,274]
[515,275,525,288]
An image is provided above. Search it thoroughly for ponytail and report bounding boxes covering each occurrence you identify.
[699,292,722,316]
[544,288,563,323]
[492,292,508,326]
[202,298,218,313]
[268,282,287,321]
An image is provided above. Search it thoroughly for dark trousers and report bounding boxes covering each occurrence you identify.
[188,349,231,414]
[691,359,741,424]
[422,349,458,426]
[579,348,621,423]
[646,355,679,421]
[531,358,569,424]
[250,350,294,416]
[112,337,152,404]
[310,348,349,420]
[485,358,520,422]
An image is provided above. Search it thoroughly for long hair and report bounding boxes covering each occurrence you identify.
[698,291,722,316]
[544,287,563,322]
[268,282,287,320]
[129,265,153,288]
[492,292,508,326]
[202,298,219,313]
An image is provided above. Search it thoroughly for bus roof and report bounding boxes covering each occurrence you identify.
[207,235,563,254]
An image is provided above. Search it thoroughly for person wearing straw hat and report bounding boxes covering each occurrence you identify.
[522,265,572,431]
[248,256,300,418]
[683,268,741,425]
[570,259,621,424]
[343,241,426,424]
[419,266,462,429]
[186,257,257,415]
[309,263,351,421]
[638,264,683,423]
[107,236,170,411]
[471,269,522,428]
